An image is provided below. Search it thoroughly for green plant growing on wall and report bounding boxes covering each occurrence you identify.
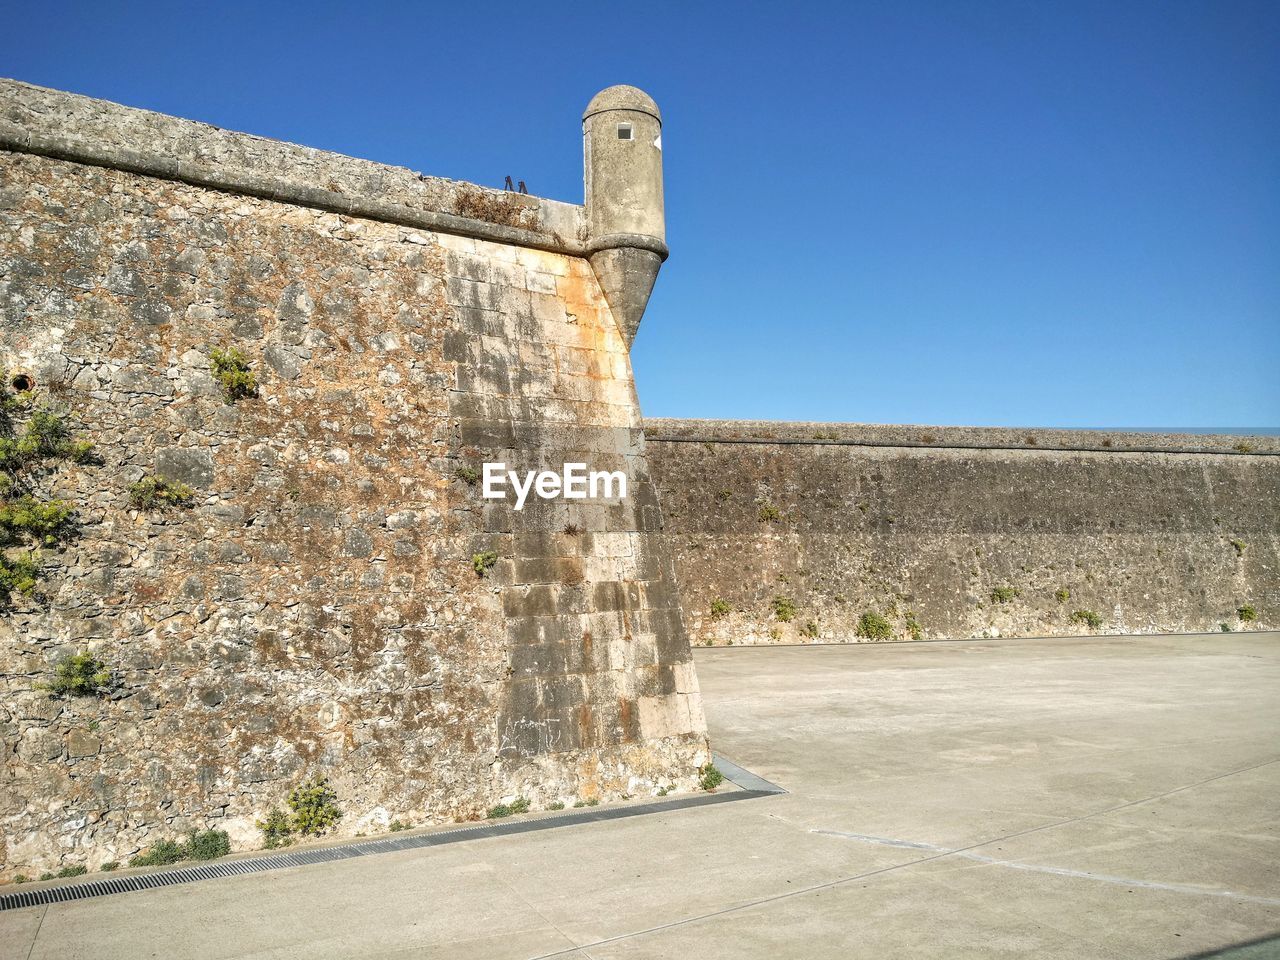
[0,386,92,607]
[1055,588,1070,603]
[1069,610,1102,630]
[771,595,796,622]
[1233,442,1253,453]
[185,829,233,861]
[42,652,112,698]
[0,408,93,476]
[990,586,1019,604]
[904,610,924,641]
[257,807,294,849]
[128,475,196,510]
[455,466,480,485]
[715,489,732,502]
[1229,538,1246,557]
[209,347,257,402]
[288,777,342,836]
[757,502,781,523]
[487,797,531,819]
[0,551,40,599]
[800,620,820,639]
[1238,605,1257,622]
[99,861,119,872]
[0,494,74,605]
[856,612,893,640]
[0,495,74,546]
[1219,622,1232,633]
[709,598,731,620]
[699,763,724,792]
[130,830,230,867]
[472,551,499,576]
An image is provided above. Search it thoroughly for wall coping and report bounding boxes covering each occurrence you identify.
[643,418,1280,456]
[0,78,586,256]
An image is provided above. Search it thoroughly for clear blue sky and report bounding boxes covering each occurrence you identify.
[4,1,1277,428]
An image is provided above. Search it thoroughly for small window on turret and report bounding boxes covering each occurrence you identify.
[617,123,633,141]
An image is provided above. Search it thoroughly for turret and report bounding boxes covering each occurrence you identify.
[583,85,667,349]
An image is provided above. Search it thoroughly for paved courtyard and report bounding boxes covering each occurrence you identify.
[3,631,1278,959]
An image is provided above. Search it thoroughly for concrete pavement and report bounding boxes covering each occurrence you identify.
[2,631,1277,958]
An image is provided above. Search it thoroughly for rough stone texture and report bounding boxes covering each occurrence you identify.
[646,419,1279,645]
[0,143,706,877]
[589,247,663,349]
[0,78,584,253]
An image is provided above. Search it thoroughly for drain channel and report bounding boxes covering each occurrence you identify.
[0,754,783,912]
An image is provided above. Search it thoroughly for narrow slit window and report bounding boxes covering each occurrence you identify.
[617,123,633,141]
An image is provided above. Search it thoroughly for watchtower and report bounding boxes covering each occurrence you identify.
[583,85,667,348]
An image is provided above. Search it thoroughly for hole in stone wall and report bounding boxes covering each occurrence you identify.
[617,123,633,141]
[10,373,33,392]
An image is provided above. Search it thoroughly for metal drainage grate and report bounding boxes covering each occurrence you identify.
[0,753,784,911]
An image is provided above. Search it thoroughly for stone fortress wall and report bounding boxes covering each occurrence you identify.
[0,77,1275,880]
[646,419,1279,645]
[0,79,706,878]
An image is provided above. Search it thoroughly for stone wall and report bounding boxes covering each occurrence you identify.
[4,75,1275,882]
[0,82,706,879]
[646,419,1279,645]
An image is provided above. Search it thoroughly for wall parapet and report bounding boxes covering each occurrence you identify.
[0,78,585,256]
[643,418,1280,457]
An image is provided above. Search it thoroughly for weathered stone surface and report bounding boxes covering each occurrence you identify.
[67,730,101,758]
[0,79,584,251]
[155,447,216,488]
[646,419,1279,644]
[0,100,706,877]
